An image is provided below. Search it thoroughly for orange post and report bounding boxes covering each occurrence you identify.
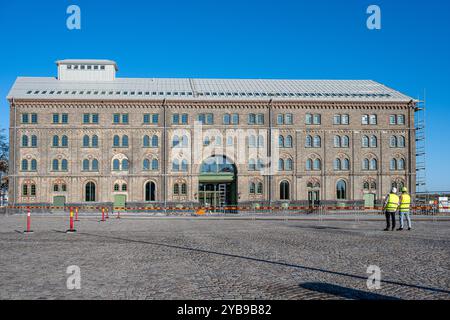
[75,207,79,221]
[101,207,105,222]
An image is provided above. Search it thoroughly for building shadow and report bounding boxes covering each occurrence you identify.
[299,282,401,300]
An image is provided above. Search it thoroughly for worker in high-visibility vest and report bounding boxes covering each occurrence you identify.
[383,187,399,231]
[397,187,412,231]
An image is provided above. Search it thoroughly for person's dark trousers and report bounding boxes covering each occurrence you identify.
[385,211,396,230]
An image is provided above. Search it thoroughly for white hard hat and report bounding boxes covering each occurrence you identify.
[391,187,397,193]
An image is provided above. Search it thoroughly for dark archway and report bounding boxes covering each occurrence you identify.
[145,181,156,201]
[85,182,96,202]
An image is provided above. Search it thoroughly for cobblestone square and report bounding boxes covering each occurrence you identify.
[0,214,449,300]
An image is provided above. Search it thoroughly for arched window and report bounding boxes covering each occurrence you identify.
[362,135,369,148]
[278,135,284,148]
[92,135,98,147]
[390,159,397,170]
[280,181,290,200]
[83,135,90,147]
[92,159,99,171]
[61,159,68,171]
[363,158,369,170]
[223,114,230,125]
[398,158,405,170]
[285,158,293,171]
[31,135,37,147]
[22,135,29,147]
[232,114,239,125]
[398,136,405,147]
[257,182,263,194]
[145,181,156,201]
[249,135,256,147]
[390,136,397,148]
[85,182,96,202]
[83,159,90,171]
[113,159,120,170]
[278,158,284,171]
[173,183,179,195]
[305,135,312,148]
[370,181,377,190]
[313,159,321,171]
[334,158,341,171]
[248,113,256,124]
[370,135,377,148]
[181,183,187,195]
[122,135,129,147]
[257,135,264,147]
[143,135,150,147]
[52,135,59,147]
[334,135,341,147]
[370,159,377,170]
[122,159,129,170]
[31,159,37,171]
[151,135,159,147]
[342,158,350,170]
[313,135,321,148]
[181,159,188,172]
[363,182,370,190]
[21,159,28,171]
[114,184,120,191]
[143,159,150,170]
[151,159,159,170]
[52,159,59,171]
[61,136,68,147]
[285,135,293,148]
[336,180,347,200]
[257,158,263,170]
[248,159,256,171]
[113,135,120,147]
[182,135,189,147]
[172,159,180,171]
[249,182,256,194]
[121,184,127,192]
[306,159,312,171]
[342,136,349,147]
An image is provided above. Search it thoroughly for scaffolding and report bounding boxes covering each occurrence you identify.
[415,93,426,196]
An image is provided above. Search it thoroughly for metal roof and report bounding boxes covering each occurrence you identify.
[7,77,414,102]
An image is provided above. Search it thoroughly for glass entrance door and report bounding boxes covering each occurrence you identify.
[308,190,320,207]
[199,183,231,210]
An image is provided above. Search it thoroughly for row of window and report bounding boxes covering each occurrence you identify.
[20,112,408,126]
[19,156,406,172]
[22,179,406,201]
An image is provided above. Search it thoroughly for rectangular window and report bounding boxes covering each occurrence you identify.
[172,114,180,124]
[362,115,369,125]
[181,114,188,124]
[92,113,99,124]
[152,114,159,124]
[333,115,341,125]
[122,114,129,124]
[313,114,321,125]
[342,114,349,125]
[21,113,29,123]
[285,114,293,125]
[31,114,38,123]
[232,114,239,125]
[397,115,405,125]
[277,114,284,125]
[113,114,120,124]
[389,115,396,125]
[369,114,377,125]
[62,114,68,124]
[53,114,59,124]
[198,114,205,124]
[143,114,150,124]
[206,114,214,125]
[83,114,90,124]
[305,114,313,125]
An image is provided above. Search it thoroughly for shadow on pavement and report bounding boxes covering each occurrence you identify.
[71,231,450,296]
[299,282,401,300]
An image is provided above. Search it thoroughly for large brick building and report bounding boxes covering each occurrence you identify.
[7,59,417,209]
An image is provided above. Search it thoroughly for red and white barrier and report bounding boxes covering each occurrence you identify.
[23,209,33,234]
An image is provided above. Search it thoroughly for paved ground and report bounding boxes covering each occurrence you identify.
[0,214,449,300]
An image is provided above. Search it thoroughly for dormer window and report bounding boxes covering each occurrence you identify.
[87,65,92,70]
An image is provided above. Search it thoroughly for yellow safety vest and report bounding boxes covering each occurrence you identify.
[385,193,399,212]
[399,193,411,212]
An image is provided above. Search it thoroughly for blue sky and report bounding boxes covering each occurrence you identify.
[0,0,449,190]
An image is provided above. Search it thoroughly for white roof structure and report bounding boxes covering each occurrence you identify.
[7,60,414,103]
